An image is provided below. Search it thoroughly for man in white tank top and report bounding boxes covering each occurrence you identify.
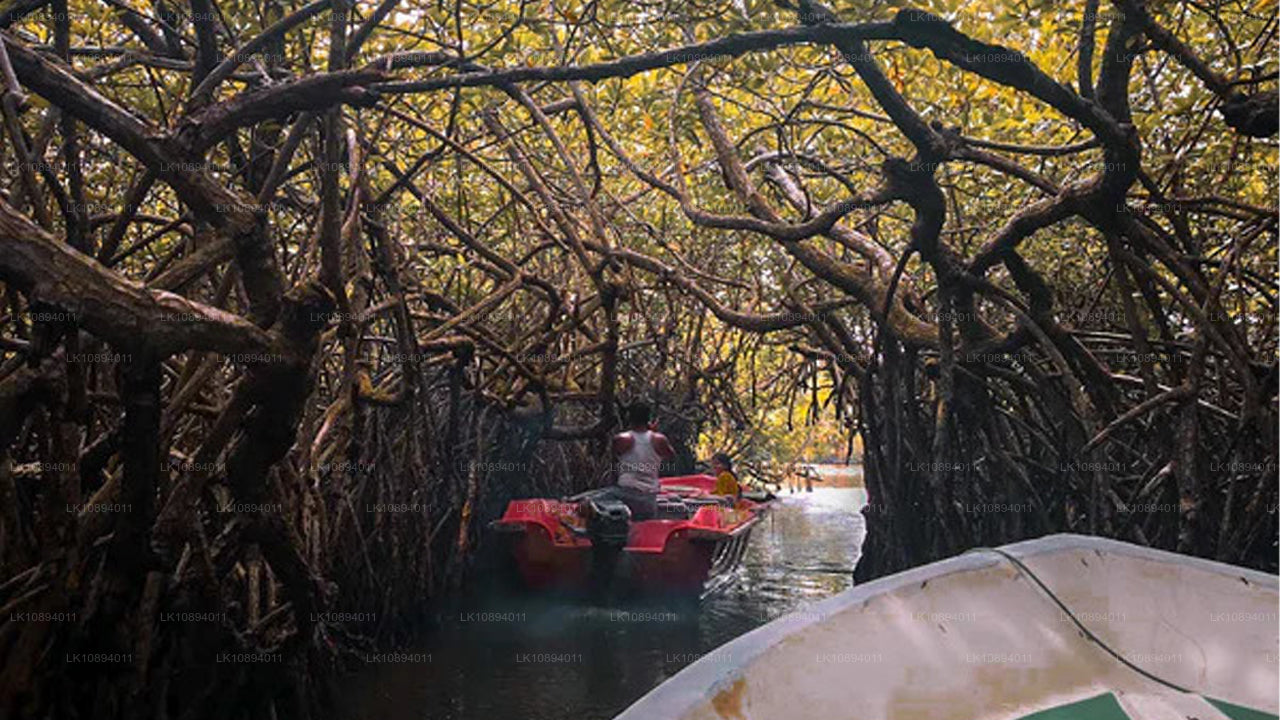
[607,403,675,520]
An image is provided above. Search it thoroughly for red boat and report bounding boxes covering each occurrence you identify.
[491,475,767,598]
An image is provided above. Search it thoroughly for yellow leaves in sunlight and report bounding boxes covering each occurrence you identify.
[623,72,657,98]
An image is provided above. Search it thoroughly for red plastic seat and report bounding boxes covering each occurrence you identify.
[627,519,685,552]
[689,506,722,529]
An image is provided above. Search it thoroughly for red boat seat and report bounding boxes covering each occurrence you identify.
[627,520,685,552]
[625,505,736,553]
[689,505,722,528]
[494,498,590,547]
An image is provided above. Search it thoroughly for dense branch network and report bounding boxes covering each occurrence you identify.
[0,0,1274,717]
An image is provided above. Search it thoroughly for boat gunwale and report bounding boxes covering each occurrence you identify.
[613,533,1279,720]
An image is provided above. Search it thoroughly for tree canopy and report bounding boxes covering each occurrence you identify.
[0,0,1275,717]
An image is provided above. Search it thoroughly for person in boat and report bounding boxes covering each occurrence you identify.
[605,402,675,521]
[710,452,742,500]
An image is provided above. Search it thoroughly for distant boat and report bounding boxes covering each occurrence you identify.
[492,475,767,598]
[615,535,1279,720]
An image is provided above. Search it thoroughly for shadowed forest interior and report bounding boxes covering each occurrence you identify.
[0,0,1275,717]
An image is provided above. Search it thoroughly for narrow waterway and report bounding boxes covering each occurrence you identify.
[338,486,866,720]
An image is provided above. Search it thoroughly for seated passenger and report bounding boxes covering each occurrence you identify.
[711,452,742,500]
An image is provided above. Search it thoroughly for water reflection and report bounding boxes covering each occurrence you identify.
[339,487,865,720]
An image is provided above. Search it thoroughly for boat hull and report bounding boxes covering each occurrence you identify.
[493,475,764,597]
[615,534,1280,720]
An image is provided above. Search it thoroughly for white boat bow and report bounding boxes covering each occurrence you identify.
[616,534,1279,720]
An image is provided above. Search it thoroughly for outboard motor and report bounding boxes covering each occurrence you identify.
[584,497,631,599]
[585,498,631,546]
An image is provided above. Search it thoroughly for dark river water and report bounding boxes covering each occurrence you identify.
[338,487,866,720]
